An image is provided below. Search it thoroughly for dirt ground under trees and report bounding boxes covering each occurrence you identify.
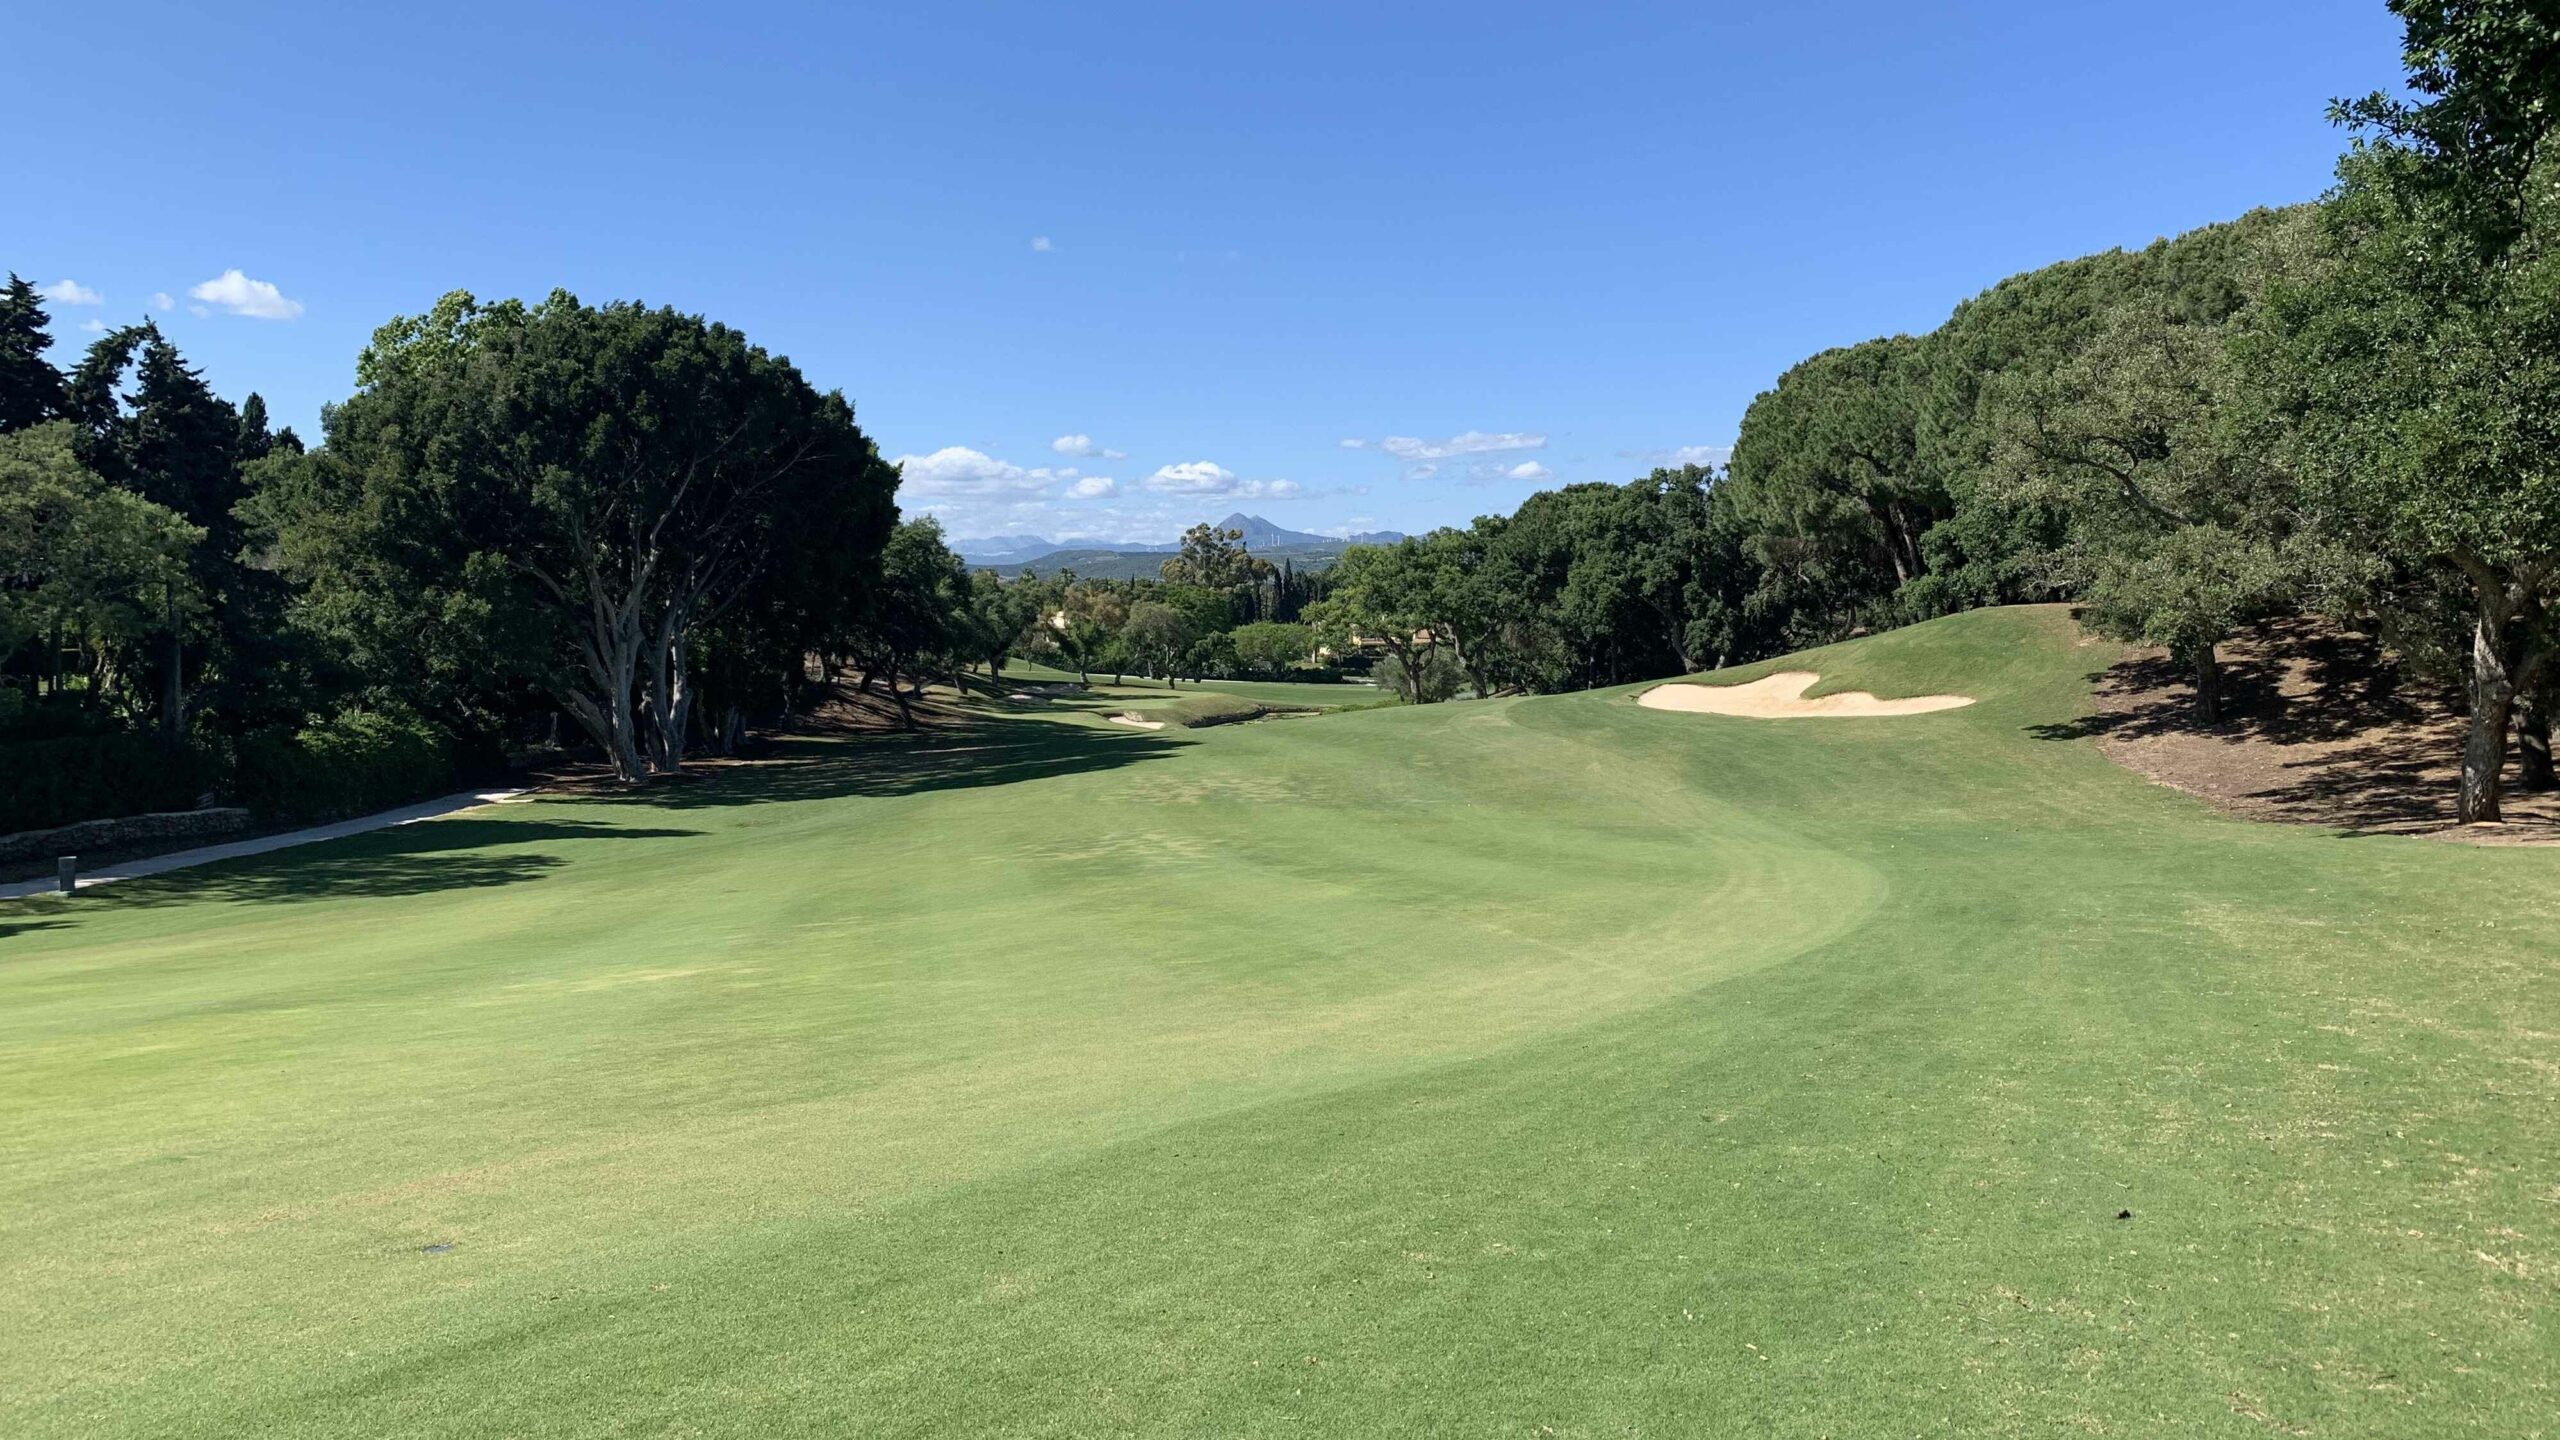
[2060,617,2559,845]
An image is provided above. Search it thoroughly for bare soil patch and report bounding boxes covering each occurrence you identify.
[2052,616,2560,844]
[1639,671,1975,718]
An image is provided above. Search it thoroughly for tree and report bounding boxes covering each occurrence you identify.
[2074,528,2298,724]
[2262,29,2560,821]
[1306,542,1448,703]
[1991,221,2318,720]
[2335,2,2560,249]
[1160,523,1271,588]
[0,275,66,434]
[853,519,969,728]
[1487,477,1731,689]
[1121,601,1194,685]
[277,290,898,782]
[0,424,200,706]
[61,323,246,744]
[1051,580,1126,686]
[1724,336,1946,639]
[959,569,1037,680]
[1229,621,1312,678]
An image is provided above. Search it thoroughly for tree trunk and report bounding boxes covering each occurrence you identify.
[2518,689,2555,792]
[885,655,916,730]
[557,682,647,785]
[2190,643,2221,726]
[2460,598,2518,825]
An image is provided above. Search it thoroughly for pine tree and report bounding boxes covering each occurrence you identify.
[236,392,276,463]
[0,273,66,433]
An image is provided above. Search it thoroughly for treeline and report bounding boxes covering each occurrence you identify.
[1313,4,2560,824]
[0,286,970,829]
[1002,525,1346,688]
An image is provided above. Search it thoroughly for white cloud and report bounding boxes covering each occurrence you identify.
[150,292,174,312]
[1506,461,1552,481]
[187,269,304,320]
[1145,460,1240,493]
[1030,236,1054,253]
[1144,461,1297,499]
[40,279,102,305]
[1337,438,1367,449]
[1374,430,1546,462]
[1050,433,1127,460]
[894,446,1050,498]
[79,318,107,333]
[894,446,1121,511]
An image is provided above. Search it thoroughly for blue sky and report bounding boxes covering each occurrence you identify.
[13,1,2407,545]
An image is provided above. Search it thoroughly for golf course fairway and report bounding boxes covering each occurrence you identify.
[5,605,2555,1436]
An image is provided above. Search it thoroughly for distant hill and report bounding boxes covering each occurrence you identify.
[1213,513,1407,549]
[962,513,1408,576]
[986,542,1365,581]
[945,534,1064,565]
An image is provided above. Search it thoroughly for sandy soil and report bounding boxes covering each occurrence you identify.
[1638,670,1975,718]
[1108,714,1167,730]
[2064,617,2559,845]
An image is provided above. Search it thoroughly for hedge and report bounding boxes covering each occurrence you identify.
[229,709,456,824]
[0,733,209,835]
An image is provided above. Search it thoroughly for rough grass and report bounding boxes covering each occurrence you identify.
[5,605,2557,1436]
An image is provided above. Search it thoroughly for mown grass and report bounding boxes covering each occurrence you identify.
[4,605,2556,1436]
[999,659,1380,711]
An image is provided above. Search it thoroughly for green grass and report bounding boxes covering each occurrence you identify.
[998,659,1382,711]
[1111,691,1275,728]
[6,605,2557,1436]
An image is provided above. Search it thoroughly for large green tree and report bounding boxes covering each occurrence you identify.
[272,290,898,782]
[2262,16,2560,822]
[1306,542,1450,703]
[1723,336,1945,641]
[1991,216,2320,720]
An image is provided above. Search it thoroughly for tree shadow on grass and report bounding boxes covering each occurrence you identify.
[75,819,704,910]
[584,708,1183,811]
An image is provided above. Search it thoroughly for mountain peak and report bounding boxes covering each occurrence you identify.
[1214,513,1405,549]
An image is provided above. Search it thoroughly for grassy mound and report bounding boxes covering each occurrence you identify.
[5,605,2556,1437]
[1131,686,1269,722]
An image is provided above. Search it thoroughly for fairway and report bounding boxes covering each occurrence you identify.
[6,606,2557,1436]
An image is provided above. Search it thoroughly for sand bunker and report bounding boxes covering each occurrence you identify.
[1638,670,1974,719]
[1107,713,1166,730]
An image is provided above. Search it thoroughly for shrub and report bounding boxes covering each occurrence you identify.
[0,733,208,834]
[230,708,455,823]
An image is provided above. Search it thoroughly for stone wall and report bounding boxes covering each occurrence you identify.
[0,807,253,864]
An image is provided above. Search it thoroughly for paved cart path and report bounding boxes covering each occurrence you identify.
[0,790,532,902]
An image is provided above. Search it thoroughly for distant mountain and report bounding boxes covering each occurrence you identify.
[947,534,1066,564]
[985,542,1370,581]
[960,514,1408,576]
[1214,513,1407,548]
